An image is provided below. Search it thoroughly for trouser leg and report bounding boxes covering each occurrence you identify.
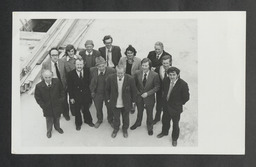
[53,117,61,130]
[113,107,121,132]
[93,94,104,123]
[161,106,171,135]
[82,103,93,124]
[121,108,129,131]
[135,100,144,126]
[75,104,82,127]
[154,90,163,121]
[62,91,70,117]
[146,104,154,131]
[105,101,113,123]
[171,113,181,141]
[46,117,53,134]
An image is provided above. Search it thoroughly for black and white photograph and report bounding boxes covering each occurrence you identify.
[12,12,245,154]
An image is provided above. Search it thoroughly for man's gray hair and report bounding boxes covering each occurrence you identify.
[155,41,164,49]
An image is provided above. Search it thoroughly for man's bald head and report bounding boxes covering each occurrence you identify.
[42,70,53,84]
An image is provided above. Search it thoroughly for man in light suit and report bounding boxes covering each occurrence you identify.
[130,58,160,135]
[34,70,65,138]
[157,67,190,147]
[79,40,101,68]
[90,56,116,128]
[98,35,122,68]
[118,45,141,76]
[41,48,70,121]
[105,65,137,138]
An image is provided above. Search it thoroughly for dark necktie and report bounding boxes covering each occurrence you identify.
[166,81,174,101]
[143,73,147,87]
[164,71,168,79]
[48,83,51,88]
[100,72,104,76]
[79,71,83,79]
[54,62,62,83]
[156,55,159,60]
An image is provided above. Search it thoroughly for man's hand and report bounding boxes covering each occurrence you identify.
[70,99,75,104]
[141,93,148,98]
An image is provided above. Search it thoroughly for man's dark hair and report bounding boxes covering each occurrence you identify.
[167,66,180,75]
[65,44,76,55]
[48,48,59,56]
[124,45,137,56]
[102,35,113,44]
[161,55,172,63]
[141,58,152,69]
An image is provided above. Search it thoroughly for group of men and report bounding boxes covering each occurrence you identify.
[34,35,190,146]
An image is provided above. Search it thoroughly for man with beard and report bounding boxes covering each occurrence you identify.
[67,59,94,130]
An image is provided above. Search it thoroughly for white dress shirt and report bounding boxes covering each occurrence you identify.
[51,61,58,78]
[106,47,115,68]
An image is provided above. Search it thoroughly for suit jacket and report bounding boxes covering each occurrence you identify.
[147,50,172,68]
[105,74,137,111]
[162,77,190,114]
[41,59,67,89]
[134,70,160,105]
[118,56,142,76]
[34,78,65,118]
[89,66,116,96]
[79,49,101,68]
[67,67,92,105]
[98,46,122,67]
[61,54,82,73]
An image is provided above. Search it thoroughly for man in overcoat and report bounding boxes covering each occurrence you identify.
[34,70,65,138]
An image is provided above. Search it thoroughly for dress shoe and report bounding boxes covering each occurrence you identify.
[123,131,128,138]
[88,123,94,127]
[157,133,168,138]
[46,132,52,138]
[56,128,64,134]
[94,121,102,128]
[148,130,153,136]
[172,140,177,147]
[64,115,70,121]
[76,126,81,131]
[130,124,140,130]
[111,131,118,138]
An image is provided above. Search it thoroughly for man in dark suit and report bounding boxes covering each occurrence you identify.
[105,65,137,138]
[147,41,172,70]
[79,40,101,68]
[67,59,94,130]
[153,55,172,124]
[34,70,65,138]
[157,67,190,147]
[98,35,122,68]
[90,56,116,128]
[41,48,70,121]
[130,58,160,136]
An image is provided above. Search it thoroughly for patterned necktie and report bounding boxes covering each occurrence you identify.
[54,62,62,84]
[143,73,147,87]
[166,81,174,101]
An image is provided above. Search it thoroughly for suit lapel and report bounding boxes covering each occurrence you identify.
[138,70,143,87]
[145,71,153,88]
[171,78,180,94]
[113,74,118,92]
[122,75,127,92]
